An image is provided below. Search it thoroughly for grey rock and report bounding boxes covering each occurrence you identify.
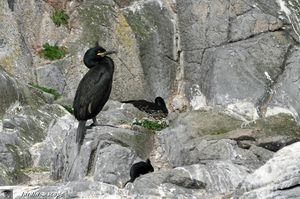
[55,125,154,186]
[0,1,33,83]
[159,111,245,166]
[257,135,300,152]
[0,98,68,185]
[123,0,178,99]
[229,9,283,42]
[234,141,300,199]
[127,161,249,198]
[36,63,67,94]
[200,32,291,106]
[183,162,249,194]
[93,142,136,186]
[60,0,150,101]
[271,47,300,120]
[0,66,26,117]
[158,111,286,170]
[96,100,148,126]
[177,0,229,50]
[30,114,77,167]
[127,170,206,198]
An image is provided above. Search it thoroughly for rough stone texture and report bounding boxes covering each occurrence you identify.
[1,0,300,121]
[96,100,148,126]
[36,63,67,94]
[123,0,178,100]
[0,1,33,82]
[127,162,248,197]
[200,32,291,106]
[0,65,55,118]
[0,66,70,185]
[0,66,27,117]
[157,110,300,171]
[30,114,77,167]
[234,142,300,199]
[57,126,154,185]
[1,0,300,198]
[46,0,149,101]
[229,9,283,42]
[271,47,300,120]
[0,103,67,185]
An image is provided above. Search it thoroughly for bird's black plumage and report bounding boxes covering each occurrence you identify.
[121,97,168,116]
[73,43,116,149]
[83,44,107,68]
[124,159,154,187]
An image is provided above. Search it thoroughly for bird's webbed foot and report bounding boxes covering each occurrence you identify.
[85,117,100,129]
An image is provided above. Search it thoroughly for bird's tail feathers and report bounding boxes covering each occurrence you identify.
[76,121,86,149]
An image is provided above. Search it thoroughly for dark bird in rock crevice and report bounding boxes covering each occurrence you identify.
[121,97,168,117]
[73,42,117,151]
[124,159,154,187]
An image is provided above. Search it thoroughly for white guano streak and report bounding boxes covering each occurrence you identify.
[277,0,300,40]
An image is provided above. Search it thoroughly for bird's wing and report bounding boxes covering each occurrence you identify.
[73,67,111,119]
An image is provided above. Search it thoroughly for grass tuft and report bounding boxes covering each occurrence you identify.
[40,43,67,60]
[61,105,74,115]
[21,167,49,173]
[51,10,69,27]
[133,119,168,131]
[29,83,62,100]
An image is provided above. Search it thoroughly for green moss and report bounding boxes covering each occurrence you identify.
[29,83,61,100]
[251,113,300,137]
[61,105,74,115]
[40,43,67,60]
[172,111,243,136]
[210,127,231,135]
[78,4,115,44]
[51,10,69,27]
[133,119,168,131]
[125,11,151,39]
[21,167,49,173]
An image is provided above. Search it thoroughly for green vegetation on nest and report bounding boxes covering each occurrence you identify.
[40,43,67,60]
[29,83,62,100]
[133,119,168,131]
[51,10,69,27]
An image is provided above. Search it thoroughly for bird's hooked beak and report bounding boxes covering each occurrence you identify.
[97,50,118,57]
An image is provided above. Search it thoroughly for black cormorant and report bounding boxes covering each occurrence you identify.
[124,159,154,187]
[73,43,117,149]
[121,97,168,117]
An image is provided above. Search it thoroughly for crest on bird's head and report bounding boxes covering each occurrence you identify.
[92,41,106,57]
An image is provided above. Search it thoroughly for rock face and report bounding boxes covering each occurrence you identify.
[51,101,154,185]
[1,0,299,120]
[1,0,300,198]
[4,104,300,198]
[234,142,300,199]
[0,67,69,185]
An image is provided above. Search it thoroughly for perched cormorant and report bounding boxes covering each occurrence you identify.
[73,42,117,150]
[121,97,168,117]
[124,159,154,187]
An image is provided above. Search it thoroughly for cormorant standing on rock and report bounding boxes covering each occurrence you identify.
[124,159,154,187]
[121,97,168,117]
[73,42,117,151]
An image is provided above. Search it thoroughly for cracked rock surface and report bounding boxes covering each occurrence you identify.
[1,0,300,198]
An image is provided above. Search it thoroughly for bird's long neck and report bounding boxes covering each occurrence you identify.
[98,57,114,73]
